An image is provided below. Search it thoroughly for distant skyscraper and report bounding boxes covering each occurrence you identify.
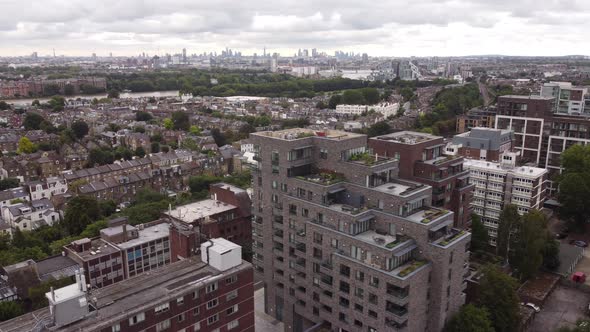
[182,48,187,63]
[263,46,266,57]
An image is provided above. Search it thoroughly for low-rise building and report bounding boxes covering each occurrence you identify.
[449,127,514,162]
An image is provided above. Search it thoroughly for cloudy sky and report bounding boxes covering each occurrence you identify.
[0,0,587,57]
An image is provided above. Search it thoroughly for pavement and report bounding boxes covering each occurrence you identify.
[528,285,590,331]
[254,287,284,332]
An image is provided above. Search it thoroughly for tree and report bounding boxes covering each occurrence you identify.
[135,111,153,121]
[444,304,494,332]
[23,112,45,130]
[135,146,146,158]
[316,101,327,109]
[341,90,366,105]
[496,204,520,258]
[133,126,145,133]
[400,87,415,102]
[558,144,590,231]
[71,120,89,139]
[470,214,488,252]
[31,99,40,107]
[0,178,20,191]
[328,94,342,109]
[477,265,520,332]
[366,121,391,137]
[62,196,101,235]
[511,209,547,280]
[0,301,24,321]
[17,136,37,154]
[360,87,380,104]
[0,101,9,110]
[151,142,160,153]
[543,238,560,271]
[98,200,117,217]
[171,111,190,131]
[64,84,75,96]
[189,125,202,135]
[211,128,227,146]
[163,118,173,130]
[107,89,120,99]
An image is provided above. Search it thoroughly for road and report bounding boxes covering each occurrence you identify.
[478,79,492,106]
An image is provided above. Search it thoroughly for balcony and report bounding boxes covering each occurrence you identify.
[406,207,451,224]
[354,230,411,250]
[394,260,427,278]
[433,228,469,247]
[295,171,346,186]
[386,301,408,318]
[347,152,394,167]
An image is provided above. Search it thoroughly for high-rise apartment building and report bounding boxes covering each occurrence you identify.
[540,81,588,115]
[0,239,254,332]
[369,131,474,228]
[496,90,590,192]
[249,128,470,332]
[464,158,547,245]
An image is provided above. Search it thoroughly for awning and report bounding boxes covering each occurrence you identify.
[327,187,345,194]
[429,221,452,232]
[394,244,417,257]
[356,214,375,223]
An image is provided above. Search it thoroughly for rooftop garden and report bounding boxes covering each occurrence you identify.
[438,230,467,246]
[385,235,409,249]
[297,171,346,185]
[398,260,427,277]
[349,152,376,165]
[296,132,315,139]
[420,209,449,224]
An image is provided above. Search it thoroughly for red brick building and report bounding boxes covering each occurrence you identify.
[369,131,474,228]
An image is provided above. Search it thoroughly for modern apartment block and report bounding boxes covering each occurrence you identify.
[464,158,547,245]
[249,128,470,332]
[496,91,590,188]
[448,127,514,163]
[455,108,497,134]
[0,239,255,332]
[164,182,252,248]
[540,81,589,115]
[369,131,474,228]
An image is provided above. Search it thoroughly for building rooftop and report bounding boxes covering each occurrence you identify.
[499,95,554,101]
[253,128,363,140]
[464,159,547,177]
[164,199,237,224]
[372,131,440,145]
[0,258,252,332]
[66,238,120,261]
[117,223,170,250]
[47,283,84,304]
[210,182,246,194]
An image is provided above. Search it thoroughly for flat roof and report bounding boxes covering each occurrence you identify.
[0,258,252,332]
[372,131,440,144]
[66,238,120,261]
[499,95,554,100]
[252,128,363,140]
[163,199,237,223]
[464,159,547,177]
[211,182,246,194]
[117,223,170,250]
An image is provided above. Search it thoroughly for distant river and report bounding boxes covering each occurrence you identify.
[4,90,181,106]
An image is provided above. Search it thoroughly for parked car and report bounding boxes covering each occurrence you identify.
[556,233,567,239]
[521,302,541,313]
[570,240,589,248]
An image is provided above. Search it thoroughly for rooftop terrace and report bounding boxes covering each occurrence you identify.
[373,131,440,145]
[164,199,237,223]
[254,128,363,140]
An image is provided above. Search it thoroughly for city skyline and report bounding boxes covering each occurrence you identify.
[1,0,589,57]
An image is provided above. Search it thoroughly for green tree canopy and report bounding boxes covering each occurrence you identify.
[558,144,590,230]
[63,196,101,235]
[17,136,37,154]
[366,121,391,137]
[470,213,488,252]
[71,120,89,139]
[23,112,45,130]
[477,265,520,332]
[135,111,153,121]
[496,204,520,258]
[171,111,190,131]
[444,304,494,332]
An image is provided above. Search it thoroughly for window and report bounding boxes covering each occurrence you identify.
[206,282,218,293]
[177,297,184,305]
[112,324,121,332]
[368,310,378,318]
[369,293,378,305]
[193,290,199,299]
[207,314,219,325]
[320,148,328,159]
[355,270,364,282]
[228,320,239,330]
[155,303,170,314]
[193,307,199,316]
[226,289,238,301]
[155,319,171,332]
[129,312,145,326]
[178,313,185,322]
[193,322,201,331]
[207,298,219,309]
[369,276,379,288]
[226,304,238,315]
[226,275,238,285]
